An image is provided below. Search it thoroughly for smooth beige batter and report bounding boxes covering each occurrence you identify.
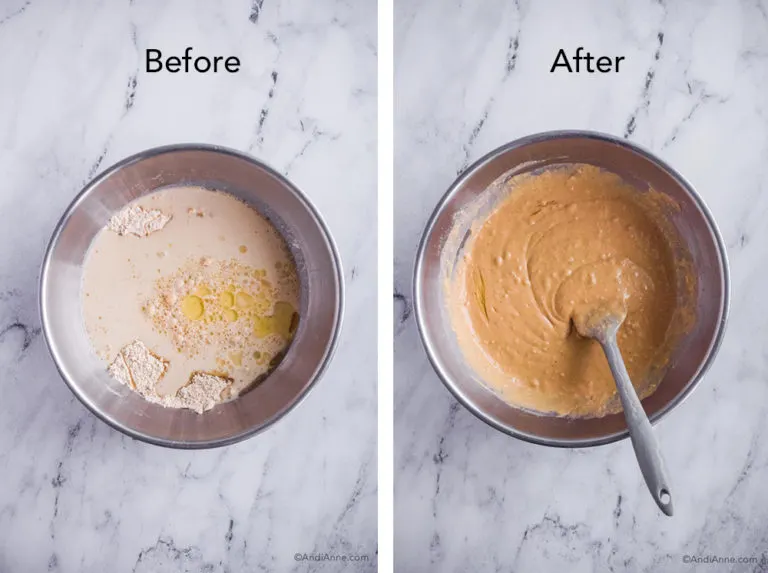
[83,186,300,403]
[451,164,694,417]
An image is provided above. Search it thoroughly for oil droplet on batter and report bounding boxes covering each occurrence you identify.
[223,308,238,322]
[235,291,254,309]
[252,302,297,339]
[229,351,242,366]
[273,301,298,339]
[181,295,204,320]
[253,315,271,338]
[239,245,248,253]
[218,291,234,308]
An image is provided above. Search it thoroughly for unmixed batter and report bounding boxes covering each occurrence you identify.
[83,186,300,412]
[450,164,694,417]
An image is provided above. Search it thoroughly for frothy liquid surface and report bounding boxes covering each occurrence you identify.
[83,186,300,400]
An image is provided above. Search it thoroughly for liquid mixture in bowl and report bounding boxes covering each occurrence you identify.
[449,164,696,417]
[83,186,300,413]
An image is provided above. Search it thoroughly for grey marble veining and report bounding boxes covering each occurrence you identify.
[0,0,376,571]
[395,0,768,571]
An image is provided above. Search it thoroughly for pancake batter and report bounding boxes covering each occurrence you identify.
[450,164,694,417]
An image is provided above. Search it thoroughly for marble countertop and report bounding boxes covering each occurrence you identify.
[0,0,376,571]
[395,0,768,571]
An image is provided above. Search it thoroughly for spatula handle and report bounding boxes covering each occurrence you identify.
[601,334,674,516]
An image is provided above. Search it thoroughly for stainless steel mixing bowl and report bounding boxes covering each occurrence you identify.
[414,131,729,447]
[40,144,343,448]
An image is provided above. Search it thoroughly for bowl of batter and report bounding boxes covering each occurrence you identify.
[414,131,729,447]
[40,144,343,448]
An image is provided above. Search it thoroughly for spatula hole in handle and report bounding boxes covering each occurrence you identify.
[658,489,673,516]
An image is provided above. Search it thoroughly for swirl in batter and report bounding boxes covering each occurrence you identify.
[450,164,694,417]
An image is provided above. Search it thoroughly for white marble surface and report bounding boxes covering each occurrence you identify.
[395,0,768,571]
[0,0,376,571]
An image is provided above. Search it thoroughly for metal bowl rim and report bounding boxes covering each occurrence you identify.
[39,143,345,449]
[413,129,731,448]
